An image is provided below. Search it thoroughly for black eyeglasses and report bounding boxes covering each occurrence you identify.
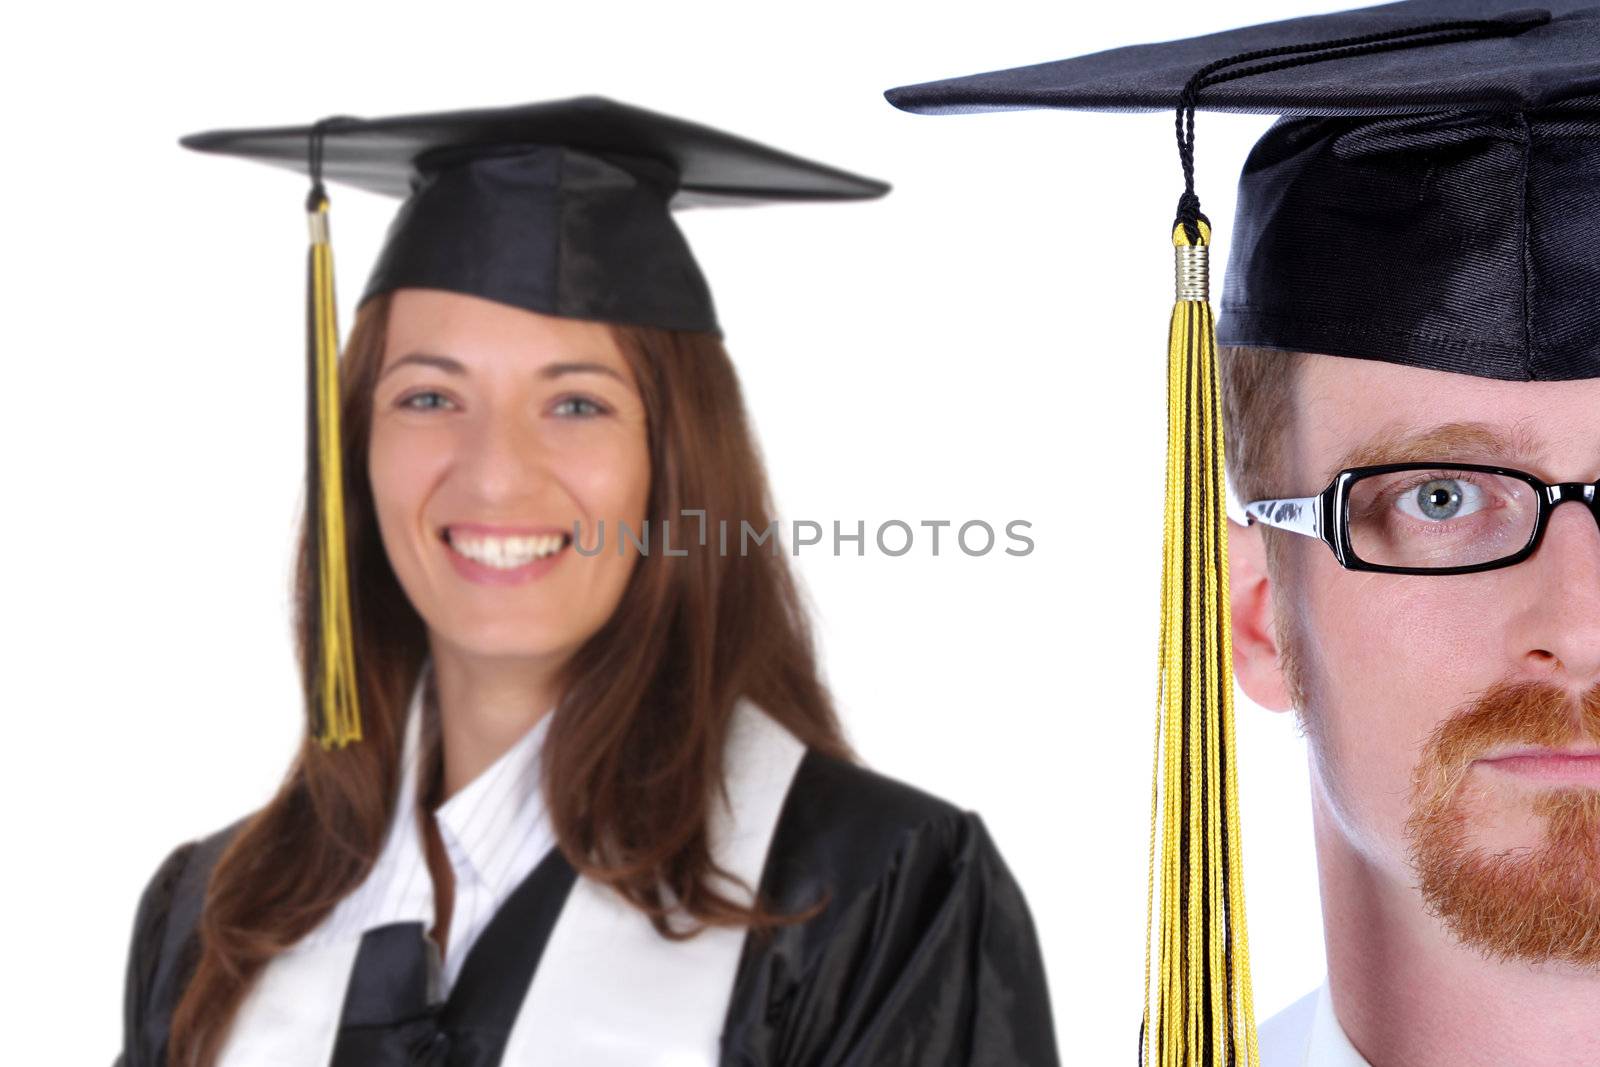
[1243,462,1600,575]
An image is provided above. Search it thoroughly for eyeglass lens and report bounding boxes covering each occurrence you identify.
[1345,466,1541,569]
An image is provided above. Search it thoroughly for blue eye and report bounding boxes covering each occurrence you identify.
[552,395,606,417]
[398,390,454,411]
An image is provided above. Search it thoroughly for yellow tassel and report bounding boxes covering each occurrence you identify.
[1142,217,1257,1066]
[307,195,362,749]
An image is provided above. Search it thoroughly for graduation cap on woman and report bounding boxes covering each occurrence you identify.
[178,96,890,752]
[884,2,1598,1063]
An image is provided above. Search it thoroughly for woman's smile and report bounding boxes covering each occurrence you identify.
[440,523,575,585]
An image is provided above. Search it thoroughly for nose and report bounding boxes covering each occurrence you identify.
[1513,491,1600,689]
[457,408,549,501]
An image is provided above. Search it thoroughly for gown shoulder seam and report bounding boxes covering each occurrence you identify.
[122,837,200,1066]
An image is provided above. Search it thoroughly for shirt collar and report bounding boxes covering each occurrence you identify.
[409,658,557,900]
[1304,978,1372,1067]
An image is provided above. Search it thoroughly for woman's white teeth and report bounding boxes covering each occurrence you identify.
[449,532,567,569]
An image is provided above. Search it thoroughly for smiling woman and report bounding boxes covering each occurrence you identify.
[368,290,653,696]
[116,97,1060,1067]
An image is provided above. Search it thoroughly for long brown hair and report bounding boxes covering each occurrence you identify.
[167,290,855,1066]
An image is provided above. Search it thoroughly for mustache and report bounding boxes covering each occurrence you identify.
[1412,678,1600,810]
[1405,677,1600,967]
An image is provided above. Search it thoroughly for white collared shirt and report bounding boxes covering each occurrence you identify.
[216,674,810,1066]
[1258,978,1372,1067]
[295,659,556,995]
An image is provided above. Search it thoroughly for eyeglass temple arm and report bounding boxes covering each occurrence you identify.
[1242,496,1322,541]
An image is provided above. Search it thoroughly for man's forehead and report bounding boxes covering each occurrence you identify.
[1296,354,1600,487]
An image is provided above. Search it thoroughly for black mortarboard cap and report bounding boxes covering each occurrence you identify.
[886,0,1600,382]
[884,4,1592,1065]
[179,95,891,335]
[176,96,889,752]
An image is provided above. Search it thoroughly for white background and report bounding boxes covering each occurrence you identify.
[4,0,1337,1060]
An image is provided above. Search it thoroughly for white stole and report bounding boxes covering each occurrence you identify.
[216,696,806,1065]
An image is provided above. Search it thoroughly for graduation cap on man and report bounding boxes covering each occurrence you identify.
[178,97,890,751]
[885,1,1598,1062]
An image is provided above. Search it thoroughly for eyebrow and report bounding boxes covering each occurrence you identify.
[1327,420,1547,482]
[378,352,626,383]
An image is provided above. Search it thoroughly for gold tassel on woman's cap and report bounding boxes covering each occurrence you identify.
[303,116,362,749]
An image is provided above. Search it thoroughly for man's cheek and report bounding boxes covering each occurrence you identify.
[1313,612,1439,855]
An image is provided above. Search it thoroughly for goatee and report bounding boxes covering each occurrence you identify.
[1405,679,1600,967]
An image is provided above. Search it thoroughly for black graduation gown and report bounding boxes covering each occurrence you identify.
[115,746,1060,1066]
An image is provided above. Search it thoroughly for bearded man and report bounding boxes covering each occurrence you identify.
[881,1,1600,1062]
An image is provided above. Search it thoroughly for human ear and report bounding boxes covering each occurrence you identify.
[1227,518,1295,713]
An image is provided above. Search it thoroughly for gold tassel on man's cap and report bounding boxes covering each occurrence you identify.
[1144,181,1257,1067]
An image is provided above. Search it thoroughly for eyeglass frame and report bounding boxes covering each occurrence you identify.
[1242,461,1600,576]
